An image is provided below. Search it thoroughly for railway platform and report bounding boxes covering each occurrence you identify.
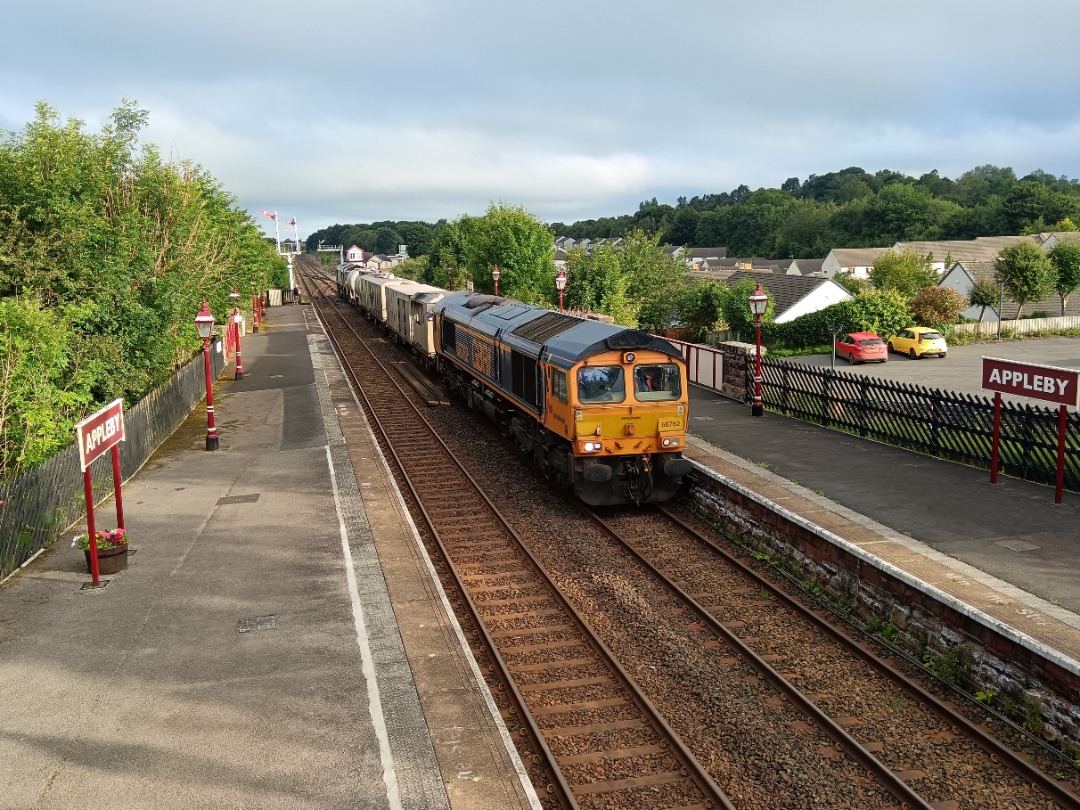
[0,303,537,810]
[684,384,1080,669]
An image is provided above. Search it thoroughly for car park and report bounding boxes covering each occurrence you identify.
[835,331,887,364]
[888,327,948,359]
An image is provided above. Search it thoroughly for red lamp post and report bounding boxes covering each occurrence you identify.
[555,269,567,312]
[492,265,500,296]
[232,306,244,380]
[194,301,220,450]
[748,282,768,417]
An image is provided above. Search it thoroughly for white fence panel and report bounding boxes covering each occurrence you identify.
[664,338,724,391]
[950,314,1080,337]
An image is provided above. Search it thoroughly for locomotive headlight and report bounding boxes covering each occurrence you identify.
[583,441,602,452]
[662,438,680,448]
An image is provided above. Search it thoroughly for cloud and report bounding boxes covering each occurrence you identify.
[2,0,1080,238]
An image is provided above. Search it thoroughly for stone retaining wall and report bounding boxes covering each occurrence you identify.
[686,468,1080,749]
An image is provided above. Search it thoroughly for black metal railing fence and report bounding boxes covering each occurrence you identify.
[0,345,225,579]
[752,357,1080,492]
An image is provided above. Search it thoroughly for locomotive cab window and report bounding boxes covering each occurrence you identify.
[577,366,625,403]
[634,364,682,402]
[552,368,568,404]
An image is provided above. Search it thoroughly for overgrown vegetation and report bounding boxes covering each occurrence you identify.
[0,100,286,478]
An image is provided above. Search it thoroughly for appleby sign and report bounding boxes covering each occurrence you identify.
[75,399,127,586]
[982,357,1079,504]
[982,357,1079,407]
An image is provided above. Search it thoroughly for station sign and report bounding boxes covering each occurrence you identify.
[76,399,125,471]
[982,357,1079,407]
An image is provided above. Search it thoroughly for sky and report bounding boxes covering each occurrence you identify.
[4,0,1080,244]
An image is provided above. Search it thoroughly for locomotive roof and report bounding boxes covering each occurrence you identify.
[437,291,681,365]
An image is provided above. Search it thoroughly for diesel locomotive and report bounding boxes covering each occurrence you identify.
[336,265,692,506]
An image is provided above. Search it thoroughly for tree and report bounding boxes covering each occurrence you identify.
[611,229,687,331]
[1048,241,1080,315]
[994,242,1056,318]
[562,245,637,325]
[0,99,282,476]
[429,205,552,303]
[869,250,938,299]
[909,286,968,327]
[842,289,913,337]
[675,281,729,341]
[967,277,999,321]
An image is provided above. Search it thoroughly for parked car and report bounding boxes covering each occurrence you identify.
[888,327,948,359]
[835,332,888,364]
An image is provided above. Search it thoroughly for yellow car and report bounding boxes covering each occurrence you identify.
[887,327,948,359]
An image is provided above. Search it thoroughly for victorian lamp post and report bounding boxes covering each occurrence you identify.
[748,281,768,417]
[194,301,220,450]
[555,268,567,312]
[492,265,500,296]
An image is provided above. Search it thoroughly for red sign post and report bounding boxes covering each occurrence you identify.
[76,399,126,585]
[982,357,1079,504]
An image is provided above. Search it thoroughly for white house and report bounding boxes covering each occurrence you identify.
[346,245,365,263]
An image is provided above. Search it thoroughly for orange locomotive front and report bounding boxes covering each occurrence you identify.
[434,291,692,506]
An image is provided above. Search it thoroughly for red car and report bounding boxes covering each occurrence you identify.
[835,331,888,364]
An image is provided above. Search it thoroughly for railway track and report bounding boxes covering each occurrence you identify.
[299,264,732,810]
[297,259,1079,808]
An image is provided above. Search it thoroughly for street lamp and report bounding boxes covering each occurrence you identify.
[232,306,244,380]
[492,265,500,296]
[748,282,768,417]
[447,266,454,291]
[555,268,567,312]
[194,301,220,450]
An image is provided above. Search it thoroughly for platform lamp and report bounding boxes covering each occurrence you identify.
[194,301,220,450]
[555,268,567,313]
[748,281,768,417]
[492,265,500,296]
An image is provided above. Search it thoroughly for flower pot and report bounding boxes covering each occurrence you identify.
[84,545,128,575]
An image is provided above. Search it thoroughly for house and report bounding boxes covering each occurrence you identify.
[940,260,1080,321]
[678,247,728,269]
[346,245,365,263]
[1036,231,1080,251]
[724,270,852,323]
[892,236,1029,273]
[821,248,890,279]
[788,258,825,276]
